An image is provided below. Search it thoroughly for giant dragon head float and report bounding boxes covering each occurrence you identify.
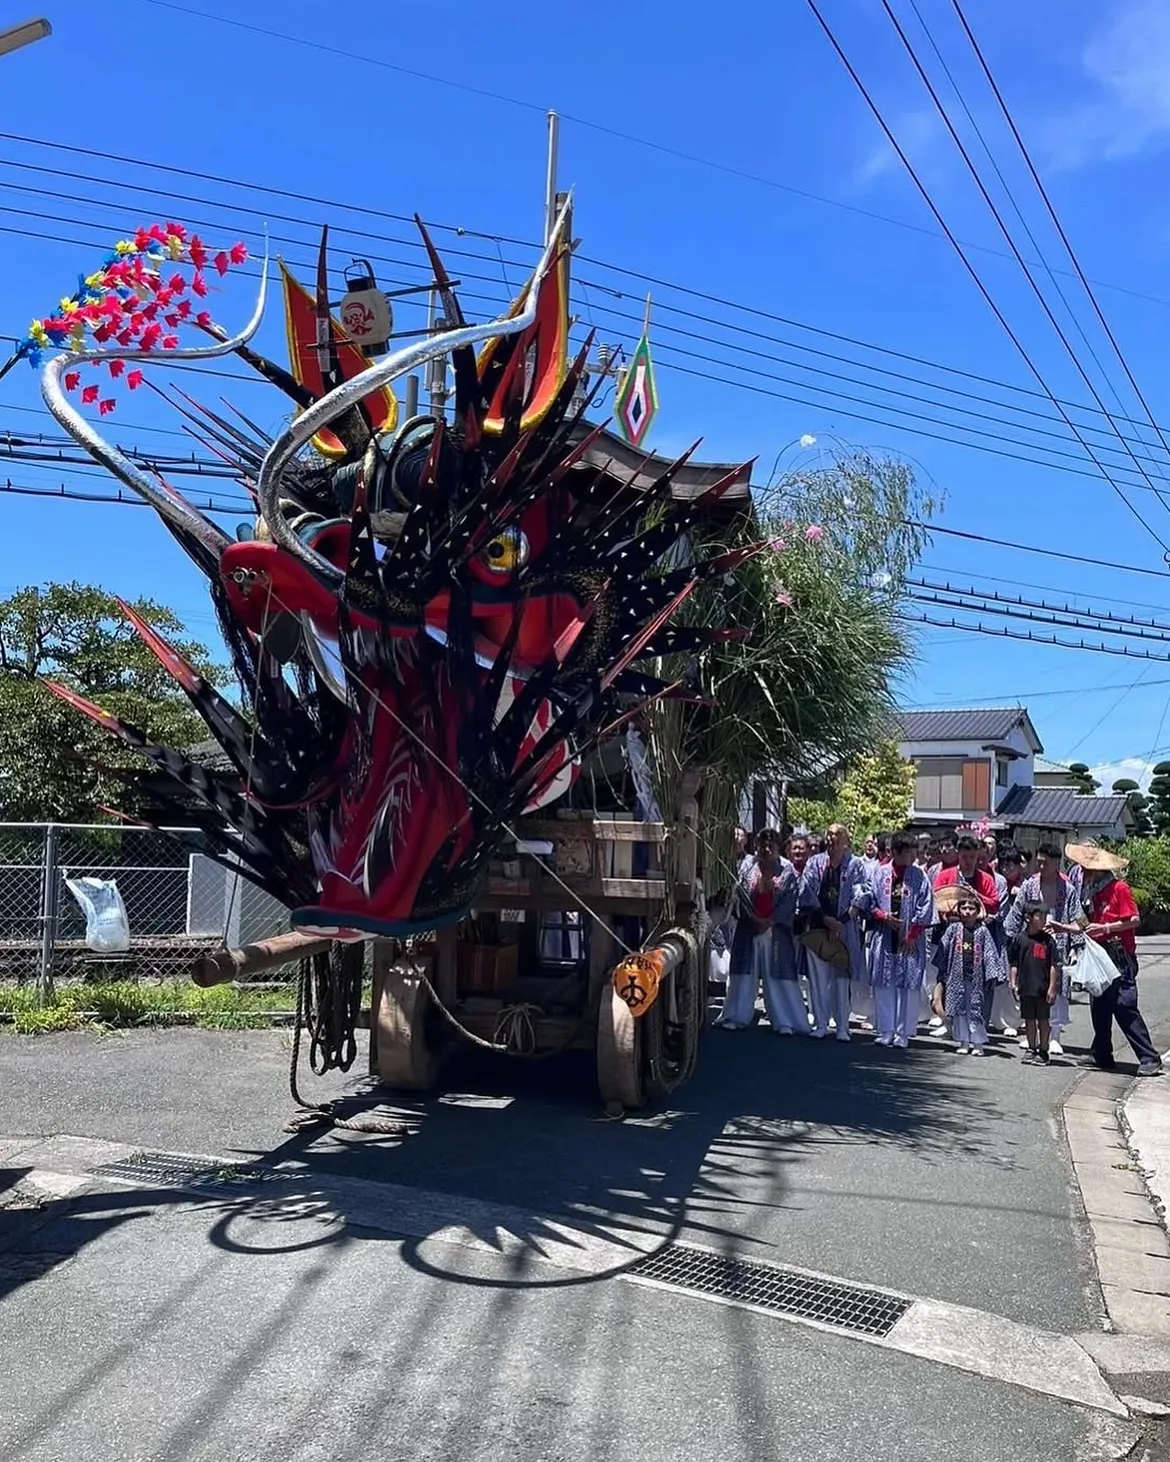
[23,210,756,939]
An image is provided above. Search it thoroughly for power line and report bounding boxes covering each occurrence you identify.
[8,134,1170,440]
[907,588,1170,648]
[912,520,1170,579]
[869,0,1170,533]
[909,576,1170,636]
[119,2,1170,317]
[947,0,1170,476]
[903,611,1170,662]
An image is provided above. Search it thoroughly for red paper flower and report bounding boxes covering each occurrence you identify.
[213,251,229,277]
[166,221,187,241]
[189,236,207,270]
[176,300,192,319]
[229,241,248,265]
[93,325,111,344]
[161,334,179,350]
[116,329,133,347]
[81,384,99,404]
[108,359,125,378]
[127,370,144,390]
[163,312,179,328]
[195,310,212,328]
[191,273,208,298]
[63,371,80,392]
[134,226,153,252]
[168,273,186,295]
[140,323,162,350]
[99,399,116,416]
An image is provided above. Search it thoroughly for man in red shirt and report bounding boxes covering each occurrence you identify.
[1068,843,1162,1077]
[932,834,1000,917]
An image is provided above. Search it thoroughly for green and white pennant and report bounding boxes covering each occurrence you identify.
[615,295,659,447]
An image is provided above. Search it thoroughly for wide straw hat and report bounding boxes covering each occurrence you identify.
[934,883,983,918]
[1065,842,1129,873]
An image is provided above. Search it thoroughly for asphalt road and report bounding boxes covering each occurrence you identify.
[4,941,1170,1460]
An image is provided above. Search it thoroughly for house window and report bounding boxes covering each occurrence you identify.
[996,759,1008,787]
[914,757,991,813]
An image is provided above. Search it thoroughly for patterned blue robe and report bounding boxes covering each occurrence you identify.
[729,857,798,979]
[867,862,936,990]
[798,851,874,981]
[939,920,997,1024]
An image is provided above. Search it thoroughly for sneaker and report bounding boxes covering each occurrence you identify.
[1077,1054,1116,1070]
[893,1035,910,1048]
[874,1033,894,1047]
[969,1046,988,1057]
[776,1027,796,1036]
[1138,1061,1165,1077]
[1018,1035,1030,1050]
[1049,1040,1064,1056]
[1022,1052,1044,1066]
[1001,1025,1018,1038]
[836,1030,851,1043]
[928,1016,944,1030]
[955,1044,969,1055]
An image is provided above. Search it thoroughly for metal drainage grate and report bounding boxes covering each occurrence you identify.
[90,1151,295,1191]
[627,1244,911,1338]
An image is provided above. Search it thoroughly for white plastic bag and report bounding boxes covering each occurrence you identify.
[65,875,131,953]
[1072,938,1118,999]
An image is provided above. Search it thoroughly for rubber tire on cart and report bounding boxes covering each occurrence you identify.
[375,960,440,1092]
[597,984,645,1110]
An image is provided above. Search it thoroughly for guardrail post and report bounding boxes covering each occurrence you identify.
[36,822,60,1006]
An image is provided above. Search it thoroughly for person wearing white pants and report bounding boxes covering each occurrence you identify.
[719,833,804,1032]
[797,823,874,1042]
[867,834,936,1048]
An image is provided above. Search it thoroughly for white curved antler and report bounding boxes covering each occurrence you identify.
[254,197,574,588]
[41,250,270,554]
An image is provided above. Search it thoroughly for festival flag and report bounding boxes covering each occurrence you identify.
[614,295,658,447]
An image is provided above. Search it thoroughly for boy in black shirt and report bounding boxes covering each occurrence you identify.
[1010,901,1060,1066]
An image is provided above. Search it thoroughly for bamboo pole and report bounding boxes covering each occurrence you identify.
[191,930,333,987]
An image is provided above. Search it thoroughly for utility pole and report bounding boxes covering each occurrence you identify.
[544,111,560,244]
[425,288,449,420]
[0,18,50,57]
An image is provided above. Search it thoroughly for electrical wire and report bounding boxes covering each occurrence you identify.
[948,0,1170,474]
[6,136,1170,440]
[117,3,1170,317]
[902,611,1170,662]
[867,0,1170,532]
[908,576,1170,636]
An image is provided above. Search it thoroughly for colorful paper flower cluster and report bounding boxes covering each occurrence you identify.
[17,222,248,413]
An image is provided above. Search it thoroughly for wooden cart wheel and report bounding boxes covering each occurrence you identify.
[375,959,440,1092]
[597,984,645,1110]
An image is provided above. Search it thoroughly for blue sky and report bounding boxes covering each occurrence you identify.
[3,0,1170,790]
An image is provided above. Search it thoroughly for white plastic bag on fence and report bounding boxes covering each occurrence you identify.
[64,875,131,953]
[1071,937,1119,999]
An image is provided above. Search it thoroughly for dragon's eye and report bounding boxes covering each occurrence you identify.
[482,528,529,575]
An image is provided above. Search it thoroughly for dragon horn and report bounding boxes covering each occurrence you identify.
[41,247,270,554]
[254,196,574,588]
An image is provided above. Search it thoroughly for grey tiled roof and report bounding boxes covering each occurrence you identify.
[996,786,1128,827]
[897,707,1030,742]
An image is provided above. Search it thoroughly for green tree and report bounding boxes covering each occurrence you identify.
[1149,763,1170,835]
[1113,778,1154,838]
[1067,761,1100,794]
[835,741,917,836]
[0,582,222,821]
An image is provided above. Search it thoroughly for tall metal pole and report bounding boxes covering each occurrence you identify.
[544,111,560,244]
[404,374,419,419]
[37,822,59,1006]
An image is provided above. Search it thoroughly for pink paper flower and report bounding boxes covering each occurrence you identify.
[804,524,825,544]
[773,586,793,608]
[767,536,787,553]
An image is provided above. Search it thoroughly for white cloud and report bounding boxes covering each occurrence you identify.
[1088,756,1158,792]
[1043,0,1170,169]
[848,110,941,191]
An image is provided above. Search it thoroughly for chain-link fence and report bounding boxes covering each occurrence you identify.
[0,823,291,988]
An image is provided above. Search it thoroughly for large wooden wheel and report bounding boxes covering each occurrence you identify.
[597,984,645,1110]
[374,954,440,1092]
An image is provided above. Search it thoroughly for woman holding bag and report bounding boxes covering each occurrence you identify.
[1066,843,1162,1077]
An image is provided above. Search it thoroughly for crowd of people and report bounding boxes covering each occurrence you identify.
[710,823,1163,1075]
